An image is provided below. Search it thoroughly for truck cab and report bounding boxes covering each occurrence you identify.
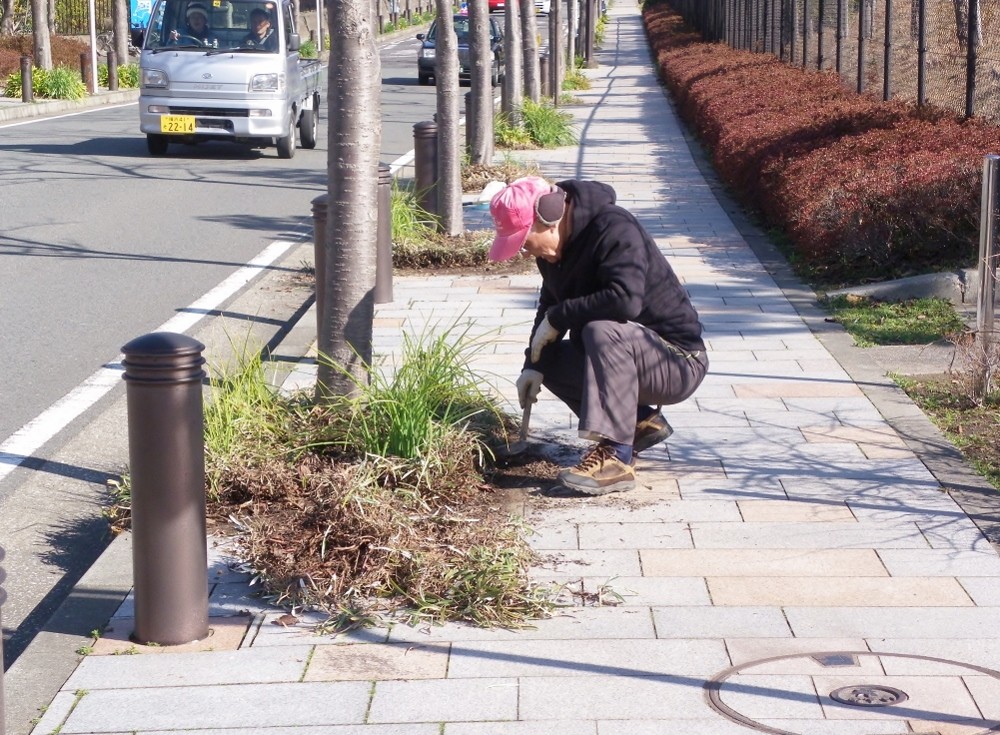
[139,0,322,158]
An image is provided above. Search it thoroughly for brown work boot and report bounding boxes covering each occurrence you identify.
[557,443,636,495]
[633,411,673,453]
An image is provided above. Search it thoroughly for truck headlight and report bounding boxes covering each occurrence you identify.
[142,68,168,88]
[420,48,435,59]
[250,73,283,92]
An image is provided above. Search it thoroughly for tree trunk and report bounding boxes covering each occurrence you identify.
[1,0,16,35]
[434,0,462,236]
[502,0,522,120]
[113,0,130,58]
[46,0,53,32]
[467,0,494,164]
[520,0,539,102]
[567,0,576,71]
[31,0,51,69]
[549,0,562,97]
[316,0,382,397]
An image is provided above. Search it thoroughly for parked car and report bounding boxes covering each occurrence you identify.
[416,14,504,87]
[488,0,551,13]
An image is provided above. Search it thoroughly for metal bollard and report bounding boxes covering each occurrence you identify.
[107,49,118,91]
[311,193,328,337]
[80,53,88,86]
[1,546,6,735]
[539,52,550,97]
[19,55,31,103]
[464,91,473,157]
[121,333,209,646]
[376,163,393,304]
[413,120,438,218]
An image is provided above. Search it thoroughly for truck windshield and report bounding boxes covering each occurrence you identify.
[144,0,282,52]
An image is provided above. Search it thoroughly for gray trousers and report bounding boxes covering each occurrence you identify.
[536,320,709,445]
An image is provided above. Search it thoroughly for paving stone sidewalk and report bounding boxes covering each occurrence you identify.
[24,2,1000,734]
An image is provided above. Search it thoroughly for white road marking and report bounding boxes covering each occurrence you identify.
[0,239,295,484]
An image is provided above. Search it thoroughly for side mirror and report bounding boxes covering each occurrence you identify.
[288,32,300,51]
[416,33,425,40]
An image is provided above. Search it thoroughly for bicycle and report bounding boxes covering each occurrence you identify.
[96,31,141,59]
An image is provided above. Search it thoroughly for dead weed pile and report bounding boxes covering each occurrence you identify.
[462,159,541,192]
[196,331,555,629]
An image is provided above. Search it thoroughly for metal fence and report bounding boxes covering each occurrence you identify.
[55,0,114,33]
[671,0,1000,123]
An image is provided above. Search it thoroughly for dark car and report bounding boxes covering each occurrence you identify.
[416,15,504,86]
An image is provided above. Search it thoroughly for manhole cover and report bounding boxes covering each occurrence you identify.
[829,684,909,707]
[705,650,1000,735]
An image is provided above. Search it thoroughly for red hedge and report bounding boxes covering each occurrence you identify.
[643,3,1000,285]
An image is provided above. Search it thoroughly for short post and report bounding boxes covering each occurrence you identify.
[121,333,209,646]
[1,545,6,735]
[413,120,438,217]
[107,49,119,91]
[464,91,473,158]
[376,163,393,304]
[311,193,328,337]
[539,52,550,97]
[19,55,32,103]
[978,154,999,358]
[80,52,89,86]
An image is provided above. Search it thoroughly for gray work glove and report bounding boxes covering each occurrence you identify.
[529,315,559,363]
[516,369,544,409]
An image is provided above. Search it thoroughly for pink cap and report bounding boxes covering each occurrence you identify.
[488,176,552,262]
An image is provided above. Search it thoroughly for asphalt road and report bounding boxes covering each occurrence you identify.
[0,33,437,666]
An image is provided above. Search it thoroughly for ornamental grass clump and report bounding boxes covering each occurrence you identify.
[203,327,554,628]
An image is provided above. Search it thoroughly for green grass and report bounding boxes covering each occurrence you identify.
[495,99,578,149]
[820,295,966,347]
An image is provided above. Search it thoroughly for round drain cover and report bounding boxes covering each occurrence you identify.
[829,684,908,707]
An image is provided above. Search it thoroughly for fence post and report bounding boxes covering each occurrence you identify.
[978,155,999,364]
[121,333,209,646]
[413,120,438,218]
[883,0,893,100]
[916,0,926,105]
[19,55,32,103]
[964,0,978,118]
[802,0,809,68]
[856,0,866,92]
[376,163,393,305]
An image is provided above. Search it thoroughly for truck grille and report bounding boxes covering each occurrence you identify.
[168,106,250,117]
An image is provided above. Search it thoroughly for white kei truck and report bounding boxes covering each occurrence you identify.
[138,0,322,158]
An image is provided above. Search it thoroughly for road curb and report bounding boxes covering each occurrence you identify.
[0,89,140,124]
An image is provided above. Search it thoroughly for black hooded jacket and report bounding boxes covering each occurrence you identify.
[531,179,705,359]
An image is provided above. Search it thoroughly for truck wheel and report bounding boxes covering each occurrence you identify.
[276,114,296,159]
[147,134,168,156]
[299,108,318,149]
[418,73,431,85]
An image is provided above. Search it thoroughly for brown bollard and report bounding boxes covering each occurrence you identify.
[80,53,88,85]
[539,52,550,97]
[1,546,6,735]
[107,49,118,91]
[311,193,328,337]
[121,333,209,646]
[464,91,473,158]
[413,120,438,218]
[376,163,393,304]
[19,55,31,103]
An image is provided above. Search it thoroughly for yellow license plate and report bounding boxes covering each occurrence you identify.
[160,115,196,134]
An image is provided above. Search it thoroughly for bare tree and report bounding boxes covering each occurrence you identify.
[502,0,522,120]
[520,0,539,102]
[113,0,130,60]
[467,0,494,164]
[316,0,382,397]
[434,1,462,235]
[1,0,16,35]
[31,0,52,69]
